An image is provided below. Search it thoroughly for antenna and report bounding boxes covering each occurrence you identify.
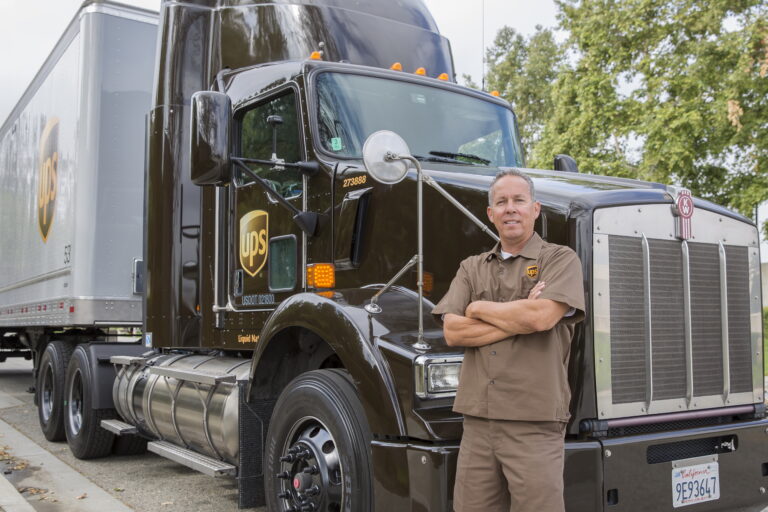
[481,0,485,89]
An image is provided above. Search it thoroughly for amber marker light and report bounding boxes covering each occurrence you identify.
[437,73,449,81]
[490,90,500,97]
[390,62,403,71]
[415,67,427,76]
[422,271,434,295]
[307,263,336,289]
[309,51,323,60]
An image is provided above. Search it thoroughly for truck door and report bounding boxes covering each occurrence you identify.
[228,88,304,312]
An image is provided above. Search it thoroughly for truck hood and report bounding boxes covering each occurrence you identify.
[418,163,751,224]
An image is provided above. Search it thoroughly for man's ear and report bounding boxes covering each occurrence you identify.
[534,201,541,219]
[487,205,494,222]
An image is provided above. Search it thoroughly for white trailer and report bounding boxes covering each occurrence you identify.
[0,3,157,331]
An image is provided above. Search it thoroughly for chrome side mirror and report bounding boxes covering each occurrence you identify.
[362,130,411,184]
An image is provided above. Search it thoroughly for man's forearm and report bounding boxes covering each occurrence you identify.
[466,298,568,335]
[443,313,510,347]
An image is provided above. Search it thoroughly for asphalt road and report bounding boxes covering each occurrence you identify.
[0,358,265,512]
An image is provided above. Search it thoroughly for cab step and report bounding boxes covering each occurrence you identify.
[148,365,236,386]
[100,419,138,435]
[147,440,236,477]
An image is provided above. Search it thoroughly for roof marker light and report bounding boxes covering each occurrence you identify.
[390,62,403,71]
[309,51,323,60]
[415,67,427,76]
[490,90,500,97]
[437,73,449,81]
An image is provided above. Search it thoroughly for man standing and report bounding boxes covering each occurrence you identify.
[433,169,585,512]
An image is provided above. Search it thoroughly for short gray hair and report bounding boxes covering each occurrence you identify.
[488,168,535,206]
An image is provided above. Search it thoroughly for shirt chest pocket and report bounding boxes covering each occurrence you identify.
[515,275,539,301]
[470,265,539,302]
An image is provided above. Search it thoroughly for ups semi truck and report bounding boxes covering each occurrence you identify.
[1,1,767,511]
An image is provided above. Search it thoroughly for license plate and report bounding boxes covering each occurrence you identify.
[672,461,719,508]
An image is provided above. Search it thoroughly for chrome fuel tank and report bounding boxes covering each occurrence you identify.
[113,354,250,464]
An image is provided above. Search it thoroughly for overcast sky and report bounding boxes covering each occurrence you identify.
[0,0,558,123]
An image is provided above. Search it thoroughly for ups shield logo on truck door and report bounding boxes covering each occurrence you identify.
[240,210,268,277]
[37,118,59,242]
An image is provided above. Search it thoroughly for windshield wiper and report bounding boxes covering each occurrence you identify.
[413,154,472,165]
[429,150,491,165]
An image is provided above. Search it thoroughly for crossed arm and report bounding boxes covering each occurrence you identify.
[443,282,570,347]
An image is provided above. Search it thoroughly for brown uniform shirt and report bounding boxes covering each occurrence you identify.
[433,233,585,422]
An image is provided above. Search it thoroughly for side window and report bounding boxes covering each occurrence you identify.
[240,90,302,199]
[268,235,297,292]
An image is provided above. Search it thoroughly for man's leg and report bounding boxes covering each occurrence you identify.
[495,420,566,512]
[453,415,510,512]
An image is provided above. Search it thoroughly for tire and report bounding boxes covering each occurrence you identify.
[265,369,373,512]
[112,433,147,456]
[37,341,74,441]
[63,346,116,459]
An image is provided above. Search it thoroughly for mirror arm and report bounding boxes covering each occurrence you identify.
[231,159,318,236]
[233,156,320,176]
[421,174,500,243]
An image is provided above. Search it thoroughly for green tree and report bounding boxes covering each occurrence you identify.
[537,0,768,216]
[485,26,563,160]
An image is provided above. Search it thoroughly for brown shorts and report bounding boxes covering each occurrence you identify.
[453,416,566,512]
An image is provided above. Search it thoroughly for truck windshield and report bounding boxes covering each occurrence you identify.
[314,72,524,168]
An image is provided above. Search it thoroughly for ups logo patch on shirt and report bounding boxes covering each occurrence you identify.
[526,265,538,278]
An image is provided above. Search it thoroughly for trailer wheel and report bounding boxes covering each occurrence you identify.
[265,369,372,512]
[64,346,115,459]
[37,341,74,441]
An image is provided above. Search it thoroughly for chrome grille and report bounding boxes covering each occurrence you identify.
[608,237,751,402]
[726,246,752,393]
[648,239,686,400]
[688,242,723,397]
[593,204,762,419]
[608,236,645,404]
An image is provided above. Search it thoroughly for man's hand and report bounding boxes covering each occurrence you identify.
[528,281,545,299]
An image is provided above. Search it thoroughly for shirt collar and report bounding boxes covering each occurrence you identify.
[484,232,544,262]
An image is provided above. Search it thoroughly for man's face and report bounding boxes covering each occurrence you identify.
[487,175,540,249]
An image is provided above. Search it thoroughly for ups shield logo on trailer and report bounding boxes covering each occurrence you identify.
[37,118,59,242]
[239,210,268,277]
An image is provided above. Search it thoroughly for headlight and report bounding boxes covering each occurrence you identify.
[414,355,463,398]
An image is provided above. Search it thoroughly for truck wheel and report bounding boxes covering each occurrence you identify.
[64,346,115,459]
[37,341,74,441]
[265,370,373,512]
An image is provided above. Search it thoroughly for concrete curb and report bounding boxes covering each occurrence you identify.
[0,466,35,512]
[0,418,133,512]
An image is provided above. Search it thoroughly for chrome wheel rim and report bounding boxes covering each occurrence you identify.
[67,368,83,435]
[40,363,54,422]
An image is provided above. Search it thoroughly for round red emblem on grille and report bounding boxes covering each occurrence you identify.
[677,192,693,219]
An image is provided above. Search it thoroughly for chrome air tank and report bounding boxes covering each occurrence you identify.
[113,354,250,464]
